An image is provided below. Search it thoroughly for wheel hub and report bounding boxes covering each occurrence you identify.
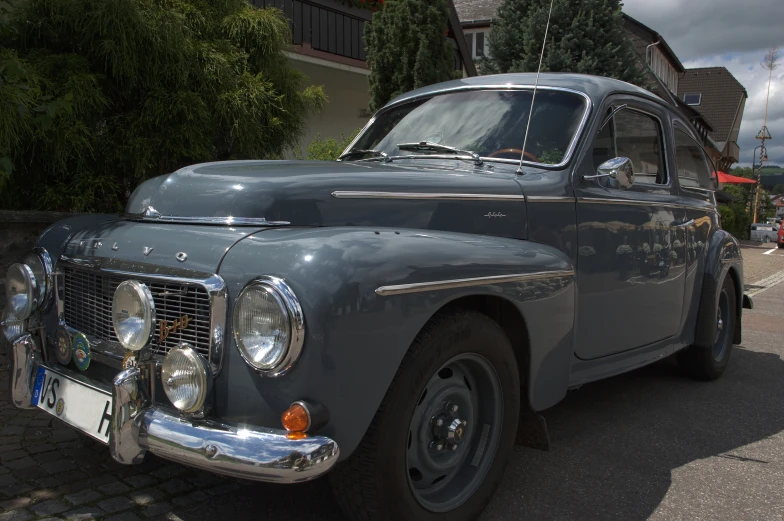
[430,403,468,451]
[717,308,723,332]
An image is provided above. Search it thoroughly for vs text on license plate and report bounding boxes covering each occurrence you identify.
[31,367,113,444]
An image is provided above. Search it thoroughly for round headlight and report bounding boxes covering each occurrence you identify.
[112,280,155,351]
[25,249,52,311]
[6,263,36,319]
[233,277,304,376]
[161,345,208,413]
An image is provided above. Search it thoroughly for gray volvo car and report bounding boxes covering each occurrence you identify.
[5,73,753,521]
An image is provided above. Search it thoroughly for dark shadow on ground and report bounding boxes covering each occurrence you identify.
[175,346,784,520]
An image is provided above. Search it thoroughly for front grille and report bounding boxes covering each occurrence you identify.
[62,266,212,357]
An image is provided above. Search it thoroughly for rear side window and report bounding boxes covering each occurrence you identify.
[675,129,713,190]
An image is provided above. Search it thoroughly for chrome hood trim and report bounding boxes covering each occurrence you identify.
[124,206,290,227]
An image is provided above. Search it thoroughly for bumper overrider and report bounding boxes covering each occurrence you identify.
[10,334,340,483]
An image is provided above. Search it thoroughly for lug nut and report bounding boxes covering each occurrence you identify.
[446,402,459,413]
[449,443,458,451]
[435,418,444,427]
[430,441,444,451]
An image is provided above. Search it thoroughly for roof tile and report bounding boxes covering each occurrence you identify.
[677,67,748,143]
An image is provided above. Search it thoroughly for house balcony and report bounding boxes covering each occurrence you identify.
[251,0,372,68]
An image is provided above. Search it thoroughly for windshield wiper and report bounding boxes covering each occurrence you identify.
[396,142,483,165]
[338,149,391,162]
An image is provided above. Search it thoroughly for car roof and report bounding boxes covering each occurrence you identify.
[385,73,663,109]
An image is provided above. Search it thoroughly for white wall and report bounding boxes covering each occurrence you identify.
[463,27,491,60]
[288,58,371,158]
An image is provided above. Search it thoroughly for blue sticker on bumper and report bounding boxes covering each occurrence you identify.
[31,366,45,406]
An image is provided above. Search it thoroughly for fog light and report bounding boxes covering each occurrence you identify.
[6,263,36,319]
[281,401,311,434]
[112,280,155,351]
[161,344,208,413]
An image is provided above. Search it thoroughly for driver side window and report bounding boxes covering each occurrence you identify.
[592,107,667,185]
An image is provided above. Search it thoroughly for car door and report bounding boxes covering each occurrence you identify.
[572,96,687,360]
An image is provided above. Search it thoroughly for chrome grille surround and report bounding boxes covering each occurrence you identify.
[55,256,227,375]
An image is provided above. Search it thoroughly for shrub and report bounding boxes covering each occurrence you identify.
[0,0,325,212]
[305,130,361,161]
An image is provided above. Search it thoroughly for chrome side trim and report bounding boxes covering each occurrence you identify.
[525,196,577,203]
[331,191,527,201]
[342,85,593,170]
[720,257,742,265]
[376,270,575,296]
[576,197,687,210]
[124,208,289,227]
[56,256,228,376]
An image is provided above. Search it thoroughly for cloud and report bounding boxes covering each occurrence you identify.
[623,0,784,166]
[622,0,784,62]
[684,52,784,167]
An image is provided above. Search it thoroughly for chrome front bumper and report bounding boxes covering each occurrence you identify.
[10,334,340,483]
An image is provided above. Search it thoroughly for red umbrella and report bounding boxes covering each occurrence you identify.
[716,171,756,184]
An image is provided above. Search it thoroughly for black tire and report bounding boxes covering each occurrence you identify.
[677,276,736,380]
[330,310,520,521]
[778,242,784,249]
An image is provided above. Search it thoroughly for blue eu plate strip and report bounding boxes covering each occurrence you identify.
[30,367,46,406]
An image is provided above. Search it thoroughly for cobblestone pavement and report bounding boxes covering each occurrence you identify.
[0,351,249,521]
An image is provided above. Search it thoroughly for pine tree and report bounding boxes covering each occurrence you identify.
[0,0,326,212]
[483,0,646,87]
[364,0,455,111]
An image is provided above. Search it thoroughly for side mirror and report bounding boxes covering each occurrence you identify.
[581,157,635,190]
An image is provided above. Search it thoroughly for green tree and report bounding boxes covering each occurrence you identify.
[0,0,325,212]
[772,184,784,195]
[482,0,646,86]
[364,0,455,111]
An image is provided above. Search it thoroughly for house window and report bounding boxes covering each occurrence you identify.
[465,33,473,57]
[684,93,702,106]
[475,32,485,57]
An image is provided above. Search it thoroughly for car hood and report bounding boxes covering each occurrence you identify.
[125,160,528,239]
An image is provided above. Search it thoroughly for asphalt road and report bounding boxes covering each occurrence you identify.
[175,277,784,521]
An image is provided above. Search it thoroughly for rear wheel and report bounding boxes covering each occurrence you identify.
[330,310,520,521]
[677,277,736,380]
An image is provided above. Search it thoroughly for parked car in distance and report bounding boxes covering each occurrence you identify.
[5,73,755,521]
[750,222,779,243]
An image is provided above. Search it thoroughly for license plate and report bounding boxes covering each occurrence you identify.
[31,366,113,444]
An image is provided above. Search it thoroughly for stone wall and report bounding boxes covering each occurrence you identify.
[0,211,79,310]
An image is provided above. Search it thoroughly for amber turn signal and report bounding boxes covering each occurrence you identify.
[281,402,311,433]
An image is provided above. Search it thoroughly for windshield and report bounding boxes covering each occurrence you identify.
[346,89,588,165]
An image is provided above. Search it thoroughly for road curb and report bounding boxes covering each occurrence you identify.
[746,268,784,297]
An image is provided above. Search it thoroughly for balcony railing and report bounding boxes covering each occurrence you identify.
[251,0,370,62]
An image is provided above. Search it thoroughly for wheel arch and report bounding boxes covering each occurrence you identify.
[436,295,532,408]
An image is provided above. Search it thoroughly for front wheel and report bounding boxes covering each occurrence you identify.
[330,310,520,521]
[677,276,736,380]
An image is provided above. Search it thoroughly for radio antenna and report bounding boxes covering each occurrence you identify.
[517,0,556,175]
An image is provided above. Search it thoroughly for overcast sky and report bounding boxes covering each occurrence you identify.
[622,0,784,168]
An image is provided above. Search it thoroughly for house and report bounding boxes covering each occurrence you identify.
[250,0,475,154]
[452,1,747,169]
[677,68,748,172]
